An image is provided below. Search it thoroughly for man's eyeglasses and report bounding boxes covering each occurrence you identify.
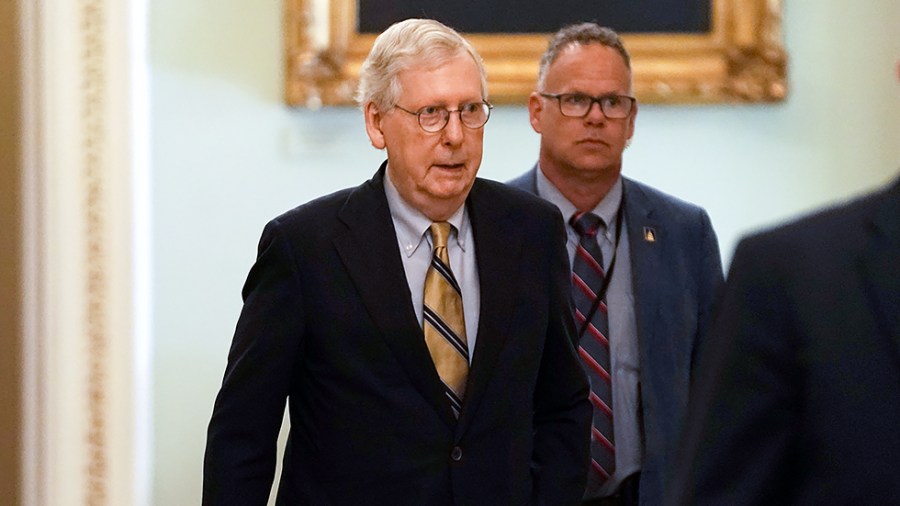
[394,101,493,133]
[539,93,636,119]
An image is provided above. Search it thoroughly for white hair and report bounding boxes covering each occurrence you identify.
[355,18,488,111]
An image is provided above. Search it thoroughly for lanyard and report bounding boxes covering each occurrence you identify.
[576,194,625,341]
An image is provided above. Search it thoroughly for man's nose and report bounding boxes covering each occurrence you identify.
[442,111,465,145]
[584,100,607,124]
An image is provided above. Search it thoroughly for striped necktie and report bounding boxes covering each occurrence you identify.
[570,211,616,491]
[423,222,469,417]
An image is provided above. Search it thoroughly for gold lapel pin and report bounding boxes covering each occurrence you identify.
[643,227,657,242]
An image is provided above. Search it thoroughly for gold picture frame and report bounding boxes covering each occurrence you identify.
[284,0,786,107]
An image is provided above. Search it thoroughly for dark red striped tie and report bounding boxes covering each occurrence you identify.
[570,211,615,492]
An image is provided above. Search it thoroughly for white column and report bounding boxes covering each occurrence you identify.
[20,0,152,503]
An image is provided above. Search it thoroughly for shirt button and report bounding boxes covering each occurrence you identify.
[450,446,463,462]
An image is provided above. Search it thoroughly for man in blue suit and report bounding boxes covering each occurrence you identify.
[203,18,591,505]
[508,24,724,506]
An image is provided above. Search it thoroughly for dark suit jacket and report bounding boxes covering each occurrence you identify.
[508,168,724,506]
[203,165,592,505]
[671,178,900,505]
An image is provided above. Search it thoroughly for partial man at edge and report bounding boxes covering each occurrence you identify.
[670,60,900,506]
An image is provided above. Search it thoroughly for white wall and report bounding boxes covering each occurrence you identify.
[150,1,900,503]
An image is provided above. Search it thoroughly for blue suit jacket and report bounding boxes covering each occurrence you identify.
[672,178,900,505]
[203,165,592,505]
[508,167,724,506]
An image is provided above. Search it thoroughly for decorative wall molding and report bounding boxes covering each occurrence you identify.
[284,0,788,106]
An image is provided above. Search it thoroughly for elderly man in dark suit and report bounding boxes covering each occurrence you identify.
[670,175,900,505]
[202,18,591,506]
[508,24,724,506]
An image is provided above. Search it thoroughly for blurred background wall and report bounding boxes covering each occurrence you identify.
[150,1,900,503]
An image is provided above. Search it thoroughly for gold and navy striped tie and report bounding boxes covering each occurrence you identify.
[423,222,469,417]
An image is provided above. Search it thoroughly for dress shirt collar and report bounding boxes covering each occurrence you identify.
[535,165,623,234]
[383,166,470,258]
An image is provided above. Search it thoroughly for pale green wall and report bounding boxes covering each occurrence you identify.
[150,1,900,503]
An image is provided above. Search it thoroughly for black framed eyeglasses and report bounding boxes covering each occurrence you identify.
[393,101,493,133]
[539,93,636,119]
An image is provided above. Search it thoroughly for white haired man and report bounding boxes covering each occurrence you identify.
[203,18,591,505]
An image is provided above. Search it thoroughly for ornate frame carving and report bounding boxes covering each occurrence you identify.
[284,0,787,107]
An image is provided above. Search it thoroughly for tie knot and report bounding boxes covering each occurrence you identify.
[570,212,604,238]
[430,222,452,250]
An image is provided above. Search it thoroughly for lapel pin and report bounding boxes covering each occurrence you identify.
[643,227,657,242]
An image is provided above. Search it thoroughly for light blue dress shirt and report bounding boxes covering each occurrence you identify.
[383,171,481,363]
[536,168,642,498]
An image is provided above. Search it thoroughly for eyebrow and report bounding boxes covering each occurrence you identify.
[429,97,484,105]
[557,91,625,98]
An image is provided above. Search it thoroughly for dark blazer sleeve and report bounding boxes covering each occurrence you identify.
[203,219,304,506]
[531,210,593,505]
[671,235,800,506]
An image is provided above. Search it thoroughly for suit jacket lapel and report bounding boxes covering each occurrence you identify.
[457,181,523,431]
[624,179,663,355]
[334,165,456,426]
[859,181,900,366]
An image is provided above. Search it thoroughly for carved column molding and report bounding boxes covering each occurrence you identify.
[20,0,151,504]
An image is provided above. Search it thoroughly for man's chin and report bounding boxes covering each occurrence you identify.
[571,155,622,173]
[424,179,476,201]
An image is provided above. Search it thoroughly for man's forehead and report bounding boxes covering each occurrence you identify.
[544,43,632,88]
[396,55,483,102]
[554,42,626,67]
[399,50,479,76]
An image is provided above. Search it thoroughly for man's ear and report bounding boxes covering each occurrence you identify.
[626,101,638,143]
[364,102,386,149]
[527,92,544,134]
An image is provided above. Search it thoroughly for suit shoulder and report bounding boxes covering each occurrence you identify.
[624,177,716,239]
[749,184,889,244]
[474,177,563,221]
[734,182,896,271]
[625,177,707,216]
[506,170,535,192]
[267,187,353,231]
